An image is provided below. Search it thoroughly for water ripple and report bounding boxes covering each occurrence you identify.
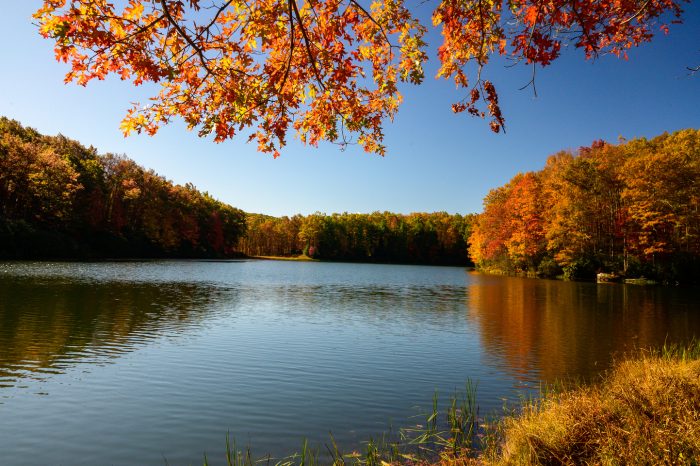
[0,261,699,465]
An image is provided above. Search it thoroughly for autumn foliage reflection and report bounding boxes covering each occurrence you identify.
[0,277,229,386]
[467,274,700,383]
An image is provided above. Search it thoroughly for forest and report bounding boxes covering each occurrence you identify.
[0,117,473,265]
[469,129,700,284]
[3,117,699,280]
[238,211,475,265]
[0,118,246,259]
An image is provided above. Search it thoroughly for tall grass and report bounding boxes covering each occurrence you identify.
[482,341,700,465]
[197,382,481,466]
[197,342,700,465]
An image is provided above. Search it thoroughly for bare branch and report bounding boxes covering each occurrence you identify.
[194,0,234,42]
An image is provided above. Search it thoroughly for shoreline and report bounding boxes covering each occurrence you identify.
[206,343,700,465]
[474,266,674,286]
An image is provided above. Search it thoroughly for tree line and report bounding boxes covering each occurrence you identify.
[0,118,246,259]
[238,211,475,265]
[0,117,474,265]
[5,117,698,279]
[469,129,700,284]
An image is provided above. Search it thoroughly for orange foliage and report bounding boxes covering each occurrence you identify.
[505,172,544,267]
[622,131,700,258]
[470,130,700,281]
[35,0,686,155]
[0,118,246,258]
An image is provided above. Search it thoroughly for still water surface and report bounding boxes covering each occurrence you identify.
[0,260,698,465]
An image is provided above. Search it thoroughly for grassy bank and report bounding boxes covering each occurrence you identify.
[206,343,700,465]
[477,342,700,465]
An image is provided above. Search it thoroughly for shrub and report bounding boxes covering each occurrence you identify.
[536,257,561,278]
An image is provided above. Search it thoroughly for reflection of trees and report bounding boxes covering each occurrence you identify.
[0,277,233,385]
[467,273,700,383]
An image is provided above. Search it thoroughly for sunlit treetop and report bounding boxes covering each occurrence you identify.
[36,0,687,157]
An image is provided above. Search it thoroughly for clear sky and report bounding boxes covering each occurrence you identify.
[1,2,698,216]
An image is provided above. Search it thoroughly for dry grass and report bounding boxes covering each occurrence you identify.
[480,343,700,465]
[203,345,700,466]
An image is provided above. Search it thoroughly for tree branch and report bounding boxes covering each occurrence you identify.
[279,0,296,93]
[620,0,652,25]
[194,0,234,42]
[159,0,216,77]
[348,0,396,51]
[290,0,326,91]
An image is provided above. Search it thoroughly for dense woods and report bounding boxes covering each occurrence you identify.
[0,118,246,259]
[4,117,699,279]
[239,212,475,265]
[469,130,700,284]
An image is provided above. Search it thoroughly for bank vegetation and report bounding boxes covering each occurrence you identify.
[0,118,246,258]
[469,130,700,285]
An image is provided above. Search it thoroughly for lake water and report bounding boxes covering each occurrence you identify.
[0,260,698,465]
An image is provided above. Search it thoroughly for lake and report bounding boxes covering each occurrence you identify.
[0,260,698,465]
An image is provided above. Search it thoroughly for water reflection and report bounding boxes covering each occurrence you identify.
[1,261,699,465]
[467,273,700,383]
[0,261,480,465]
[0,277,234,387]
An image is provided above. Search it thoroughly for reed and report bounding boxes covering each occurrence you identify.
[199,381,481,466]
[197,342,700,465]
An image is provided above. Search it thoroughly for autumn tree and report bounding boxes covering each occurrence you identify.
[504,172,545,269]
[622,130,700,262]
[469,183,514,269]
[0,118,246,259]
[469,129,700,283]
[35,0,687,156]
[541,144,628,273]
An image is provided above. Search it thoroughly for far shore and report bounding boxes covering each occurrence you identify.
[250,254,319,262]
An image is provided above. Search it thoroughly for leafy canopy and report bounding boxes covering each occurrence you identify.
[36,0,686,156]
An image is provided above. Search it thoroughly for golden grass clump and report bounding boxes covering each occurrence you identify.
[204,344,700,466]
[491,344,700,465]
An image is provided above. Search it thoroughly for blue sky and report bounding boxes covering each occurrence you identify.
[1,2,698,216]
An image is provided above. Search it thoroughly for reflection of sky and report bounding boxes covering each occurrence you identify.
[0,261,506,464]
[1,4,699,217]
[1,261,699,465]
